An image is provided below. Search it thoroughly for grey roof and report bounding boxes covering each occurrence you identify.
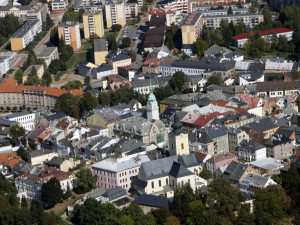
[132,194,172,208]
[24,65,43,76]
[46,156,65,166]
[200,126,228,139]
[206,84,235,95]
[111,103,129,111]
[94,39,108,52]
[44,112,66,121]
[28,150,45,158]
[130,76,172,88]
[93,110,120,123]
[213,112,254,126]
[114,140,144,154]
[239,140,265,152]
[58,21,79,27]
[93,65,113,73]
[274,128,294,138]
[222,161,248,182]
[11,20,40,38]
[172,59,235,71]
[169,162,194,178]
[265,134,291,147]
[204,44,224,56]
[249,158,284,170]
[36,46,58,58]
[240,173,271,189]
[244,117,277,133]
[102,186,126,201]
[2,111,36,120]
[188,131,213,144]
[109,53,130,62]
[234,84,257,94]
[85,188,107,199]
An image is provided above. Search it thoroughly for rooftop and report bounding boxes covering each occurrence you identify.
[94,39,108,52]
[11,20,40,38]
[233,28,293,40]
[58,21,79,27]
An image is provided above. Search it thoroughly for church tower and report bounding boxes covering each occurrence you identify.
[168,113,189,156]
[147,81,159,121]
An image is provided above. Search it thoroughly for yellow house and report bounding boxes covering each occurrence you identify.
[94,39,108,66]
[28,150,58,166]
[107,53,131,74]
[86,110,120,136]
[23,64,45,83]
[83,11,104,39]
[46,156,81,172]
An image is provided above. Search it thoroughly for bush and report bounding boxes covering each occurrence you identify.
[111,24,122,32]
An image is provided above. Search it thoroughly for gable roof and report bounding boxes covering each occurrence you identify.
[222,161,249,182]
[233,28,293,40]
[132,194,172,208]
[245,117,278,133]
[169,162,194,178]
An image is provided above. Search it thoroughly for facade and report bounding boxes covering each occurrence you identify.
[52,0,68,11]
[228,128,249,155]
[105,0,126,29]
[35,46,59,67]
[10,19,42,51]
[114,116,167,144]
[107,53,131,74]
[83,11,105,39]
[187,0,246,13]
[206,152,238,174]
[92,65,113,79]
[94,39,108,66]
[233,28,293,48]
[0,56,9,76]
[0,2,48,22]
[24,64,44,81]
[58,21,81,51]
[92,154,151,190]
[124,3,138,18]
[146,83,159,121]
[265,134,293,159]
[238,140,266,162]
[2,111,40,131]
[0,78,83,110]
[28,150,58,165]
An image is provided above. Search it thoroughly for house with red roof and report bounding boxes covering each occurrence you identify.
[233,28,293,48]
[142,58,161,74]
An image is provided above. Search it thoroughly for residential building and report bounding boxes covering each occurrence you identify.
[242,117,278,139]
[184,75,207,92]
[10,19,42,51]
[249,158,284,174]
[187,0,247,13]
[238,140,266,162]
[83,11,104,39]
[142,59,160,74]
[94,39,108,66]
[114,116,167,144]
[206,152,238,174]
[0,2,48,22]
[222,161,259,185]
[35,46,59,67]
[240,173,276,196]
[147,84,159,121]
[92,65,113,79]
[0,56,10,76]
[130,76,172,95]
[124,3,138,18]
[135,154,205,197]
[162,0,188,14]
[92,153,150,190]
[0,78,83,110]
[233,28,293,48]
[46,156,80,172]
[2,111,40,131]
[107,53,131,74]
[227,128,249,156]
[202,13,264,30]
[181,12,202,55]
[213,111,255,129]
[105,0,126,29]
[52,0,68,11]
[58,21,81,51]
[265,134,293,159]
[132,195,172,214]
[158,57,176,76]
[28,150,58,165]
[23,64,44,82]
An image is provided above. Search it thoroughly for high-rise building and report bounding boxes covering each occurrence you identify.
[83,11,105,39]
[58,21,81,51]
[105,0,126,29]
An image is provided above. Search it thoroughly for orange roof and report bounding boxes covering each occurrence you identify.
[0,78,83,97]
[212,100,229,107]
[70,89,84,96]
[0,152,21,164]
[142,58,161,66]
[193,112,221,127]
[225,106,247,113]
[3,158,21,168]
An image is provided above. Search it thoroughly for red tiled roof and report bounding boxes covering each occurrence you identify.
[3,158,21,168]
[212,100,229,107]
[0,78,83,97]
[193,112,221,127]
[142,58,161,67]
[233,28,293,40]
[0,152,21,164]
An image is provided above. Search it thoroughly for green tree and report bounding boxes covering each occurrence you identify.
[151,208,170,225]
[165,31,175,50]
[220,19,233,46]
[16,146,33,162]
[111,24,122,32]
[120,37,131,49]
[199,168,211,180]
[192,38,208,57]
[153,86,174,103]
[27,66,40,85]
[263,4,273,29]
[207,75,222,86]
[164,216,180,225]
[64,184,72,199]
[228,6,233,14]
[55,93,77,117]
[9,125,26,146]
[254,185,291,224]
[249,0,259,13]
[244,38,267,58]
[170,71,186,93]
[74,168,97,194]
[276,36,289,52]
[62,8,79,22]
[84,76,92,91]
[62,80,82,90]
[236,204,255,225]
[78,9,85,23]
[14,69,24,84]
[5,14,21,37]
[106,34,118,51]
[187,200,207,225]
[22,47,37,71]
[80,91,99,113]
[59,40,74,61]
[41,177,63,209]
[46,14,54,30]
[42,70,52,86]
[49,59,64,74]
[128,50,137,62]
[0,176,19,205]
[117,215,134,225]
[122,204,156,225]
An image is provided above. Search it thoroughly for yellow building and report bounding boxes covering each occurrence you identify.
[23,64,44,83]
[94,39,108,66]
[105,0,126,29]
[83,11,105,39]
[181,12,202,45]
[29,150,58,166]
[107,53,131,74]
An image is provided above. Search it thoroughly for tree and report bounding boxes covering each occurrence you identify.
[249,0,259,13]
[122,204,156,225]
[164,216,180,225]
[128,50,137,62]
[165,31,175,50]
[263,4,273,29]
[117,215,134,225]
[187,200,207,225]
[17,146,33,162]
[111,24,122,32]
[192,38,208,57]
[22,47,37,71]
[49,59,64,74]
[74,168,97,194]
[220,20,233,46]
[64,184,72,199]
[9,125,26,146]
[106,34,118,51]
[78,9,85,23]
[46,14,54,30]
[27,66,40,85]
[55,93,77,117]
[0,176,19,205]
[80,91,99,113]
[41,177,63,209]
[207,75,222,86]
[151,208,170,225]
[84,76,92,91]
[244,38,267,58]
[277,36,289,52]
[153,86,174,103]
[199,168,211,180]
[170,71,186,93]
[59,40,74,61]
[62,80,82,90]
[14,69,24,84]
[254,185,291,224]
[42,70,52,86]
[228,6,233,14]
[120,37,131,49]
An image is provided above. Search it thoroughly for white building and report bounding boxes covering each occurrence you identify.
[52,0,68,11]
[146,83,159,121]
[238,140,266,162]
[35,46,59,67]
[0,56,9,76]
[2,111,40,131]
[92,65,113,79]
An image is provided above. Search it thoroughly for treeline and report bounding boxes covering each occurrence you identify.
[0,15,20,46]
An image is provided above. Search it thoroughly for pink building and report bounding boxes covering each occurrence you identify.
[91,154,150,190]
[125,3,138,18]
[206,152,238,174]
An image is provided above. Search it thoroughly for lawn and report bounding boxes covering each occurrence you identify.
[65,41,92,70]
[45,193,84,216]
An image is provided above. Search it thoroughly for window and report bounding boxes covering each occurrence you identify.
[151,181,154,189]
[159,180,161,187]
[166,178,168,185]
[181,143,184,150]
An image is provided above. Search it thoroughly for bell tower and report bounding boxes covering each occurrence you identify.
[147,80,159,121]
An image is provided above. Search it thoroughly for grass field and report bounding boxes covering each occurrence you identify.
[65,41,92,70]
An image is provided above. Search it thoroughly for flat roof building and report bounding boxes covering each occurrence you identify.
[58,21,81,51]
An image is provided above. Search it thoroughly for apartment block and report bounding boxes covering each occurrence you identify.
[83,11,104,39]
[35,46,59,67]
[0,2,48,22]
[0,56,9,76]
[124,3,138,18]
[52,0,68,11]
[2,111,40,131]
[94,39,108,65]
[105,0,126,29]
[187,0,246,13]
[58,21,81,51]
[10,19,42,51]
